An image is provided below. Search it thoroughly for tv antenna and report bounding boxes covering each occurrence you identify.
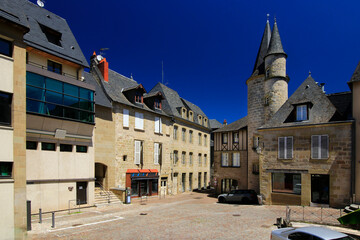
[37,0,45,7]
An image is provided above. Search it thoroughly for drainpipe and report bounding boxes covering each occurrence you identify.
[351,121,356,203]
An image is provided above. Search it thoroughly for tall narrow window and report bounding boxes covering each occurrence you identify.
[0,92,12,126]
[311,135,329,159]
[198,133,202,145]
[123,109,129,127]
[232,153,240,167]
[189,130,193,143]
[155,117,162,133]
[173,151,178,165]
[204,135,207,146]
[222,133,228,144]
[221,153,228,167]
[204,154,207,166]
[182,152,186,165]
[233,132,239,143]
[278,137,293,159]
[296,105,308,121]
[154,98,161,109]
[134,140,142,164]
[198,154,202,165]
[154,143,161,164]
[182,128,186,141]
[135,112,144,130]
[173,126,178,140]
[189,152,193,165]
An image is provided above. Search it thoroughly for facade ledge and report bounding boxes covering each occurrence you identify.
[0,54,14,62]
[134,128,145,132]
[0,179,14,184]
[0,125,13,131]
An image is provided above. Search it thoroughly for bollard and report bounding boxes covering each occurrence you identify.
[39,208,42,223]
[51,212,55,228]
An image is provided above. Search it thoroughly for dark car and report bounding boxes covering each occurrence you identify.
[218,189,258,204]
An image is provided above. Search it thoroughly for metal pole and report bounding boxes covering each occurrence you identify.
[303,206,305,221]
[39,208,42,223]
[51,212,55,228]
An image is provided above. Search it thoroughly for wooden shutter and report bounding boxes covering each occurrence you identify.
[154,143,159,164]
[278,137,285,159]
[320,135,329,159]
[135,112,144,130]
[233,153,240,167]
[159,117,162,133]
[312,135,319,159]
[222,153,228,166]
[134,140,141,164]
[155,117,160,133]
[123,109,129,127]
[286,137,293,159]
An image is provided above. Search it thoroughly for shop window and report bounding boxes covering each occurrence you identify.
[151,180,158,194]
[135,112,144,130]
[0,162,12,178]
[232,153,240,167]
[278,136,293,159]
[47,60,62,74]
[155,117,162,133]
[42,142,56,151]
[60,144,72,152]
[272,172,301,195]
[26,141,38,150]
[39,24,62,46]
[0,91,12,126]
[0,38,12,57]
[221,153,228,167]
[131,181,138,196]
[76,145,88,153]
[311,135,329,159]
[296,105,308,121]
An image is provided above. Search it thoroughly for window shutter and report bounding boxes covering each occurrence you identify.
[233,153,240,167]
[140,113,144,129]
[321,135,329,159]
[155,117,160,133]
[286,137,293,159]
[278,137,285,159]
[134,140,141,164]
[135,112,144,130]
[123,109,129,127]
[154,143,159,164]
[312,135,319,159]
[159,117,162,133]
[222,153,228,166]
[135,112,140,129]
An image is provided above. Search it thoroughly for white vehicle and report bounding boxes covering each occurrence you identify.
[271,226,354,240]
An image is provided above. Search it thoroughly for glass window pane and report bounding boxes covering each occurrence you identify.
[46,78,63,92]
[27,85,45,101]
[64,107,79,120]
[0,162,13,178]
[42,142,56,151]
[64,83,79,97]
[46,103,63,117]
[26,141,37,150]
[78,101,93,111]
[0,38,12,57]
[27,72,45,87]
[46,90,63,105]
[76,145,88,153]
[60,144,72,152]
[63,95,79,108]
[79,111,94,123]
[0,92,12,125]
[26,99,46,114]
[79,88,93,101]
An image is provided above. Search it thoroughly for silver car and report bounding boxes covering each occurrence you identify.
[217,189,257,204]
[271,226,354,240]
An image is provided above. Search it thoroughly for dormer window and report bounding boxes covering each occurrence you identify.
[296,105,308,121]
[154,98,161,109]
[39,24,62,47]
[135,92,143,104]
[198,115,202,125]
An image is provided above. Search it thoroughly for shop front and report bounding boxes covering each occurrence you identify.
[126,169,159,198]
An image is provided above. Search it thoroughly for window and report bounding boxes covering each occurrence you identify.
[296,105,308,121]
[0,92,12,125]
[189,130,193,143]
[76,145,88,153]
[123,109,129,127]
[182,152,186,165]
[60,144,72,152]
[204,154,207,166]
[182,128,186,141]
[233,132,239,143]
[155,117,162,133]
[173,151,179,165]
[173,126,178,140]
[26,141,38,150]
[135,92,142,103]
[39,24,62,46]
[311,135,329,159]
[272,173,301,195]
[232,153,240,167]
[47,60,62,74]
[42,142,56,151]
[204,135,207,146]
[221,153,228,167]
[135,112,144,130]
[154,98,161,109]
[189,152,193,165]
[134,140,143,164]
[266,68,270,78]
[0,38,12,57]
[198,115,202,125]
[154,143,161,164]
[26,72,95,123]
[198,154,202,165]
[0,162,12,178]
[222,133,228,144]
[278,136,293,159]
[198,133,202,145]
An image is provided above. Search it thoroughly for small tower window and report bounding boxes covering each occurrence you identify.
[264,96,270,106]
[154,98,161,109]
[266,68,270,78]
[135,92,143,103]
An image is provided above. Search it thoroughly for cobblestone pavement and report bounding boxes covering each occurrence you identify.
[28,191,280,240]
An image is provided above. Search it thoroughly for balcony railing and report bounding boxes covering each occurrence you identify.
[27,61,78,80]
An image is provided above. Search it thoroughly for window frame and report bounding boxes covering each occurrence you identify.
[154,116,162,133]
[311,135,329,159]
[222,133,228,144]
[60,144,72,152]
[233,132,239,143]
[232,152,240,167]
[123,109,129,127]
[76,145,88,153]
[272,172,301,195]
[47,60,62,74]
[134,140,143,164]
[42,142,56,151]
[221,153,229,167]
[0,162,13,179]
[278,136,293,159]
[0,91,12,126]
[135,112,144,130]
[296,104,308,121]
[173,126,178,140]
[0,38,13,57]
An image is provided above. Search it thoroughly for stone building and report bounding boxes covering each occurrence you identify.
[88,55,211,198]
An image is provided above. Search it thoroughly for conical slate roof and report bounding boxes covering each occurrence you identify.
[266,19,286,57]
[252,20,271,76]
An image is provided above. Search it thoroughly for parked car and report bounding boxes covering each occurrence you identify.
[217,189,257,204]
[271,226,354,240]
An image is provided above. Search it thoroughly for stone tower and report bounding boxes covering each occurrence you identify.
[246,17,288,192]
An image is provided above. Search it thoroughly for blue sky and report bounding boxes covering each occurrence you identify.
[32,0,360,124]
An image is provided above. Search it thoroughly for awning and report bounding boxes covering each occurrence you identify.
[126,169,158,173]
[127,169,159,179]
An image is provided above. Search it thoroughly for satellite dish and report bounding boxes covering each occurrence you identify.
[37,0,45,7]
[96,55,103,61]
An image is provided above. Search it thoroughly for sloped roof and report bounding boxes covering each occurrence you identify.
[327,91,352,121]
[83,71,112,108]
[21,0,89,68]
[0,0,29,30]
[252,20,271,76]
[260,75,339,129]
[266,20,286,57]
[213,116,247,133]
[349,61,360,83]
[209,119,222,129]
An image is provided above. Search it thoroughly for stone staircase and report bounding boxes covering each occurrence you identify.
[344,204,360,213]
[94,187,122,206]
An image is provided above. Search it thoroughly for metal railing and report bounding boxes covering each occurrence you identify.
[27,60,78,80]
[96,180,111,203]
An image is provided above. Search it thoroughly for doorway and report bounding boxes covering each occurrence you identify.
[95,163,107,189]
[173,173,178,194]
[189,173,193,191]
[198,172,202,190]
[182,173,186,192]
[160,177,167,196]
[311,174,329,204]
[76,182,88,205]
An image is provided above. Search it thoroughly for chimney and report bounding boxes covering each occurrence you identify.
[98,58,109,82]
[223,119,227,126]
